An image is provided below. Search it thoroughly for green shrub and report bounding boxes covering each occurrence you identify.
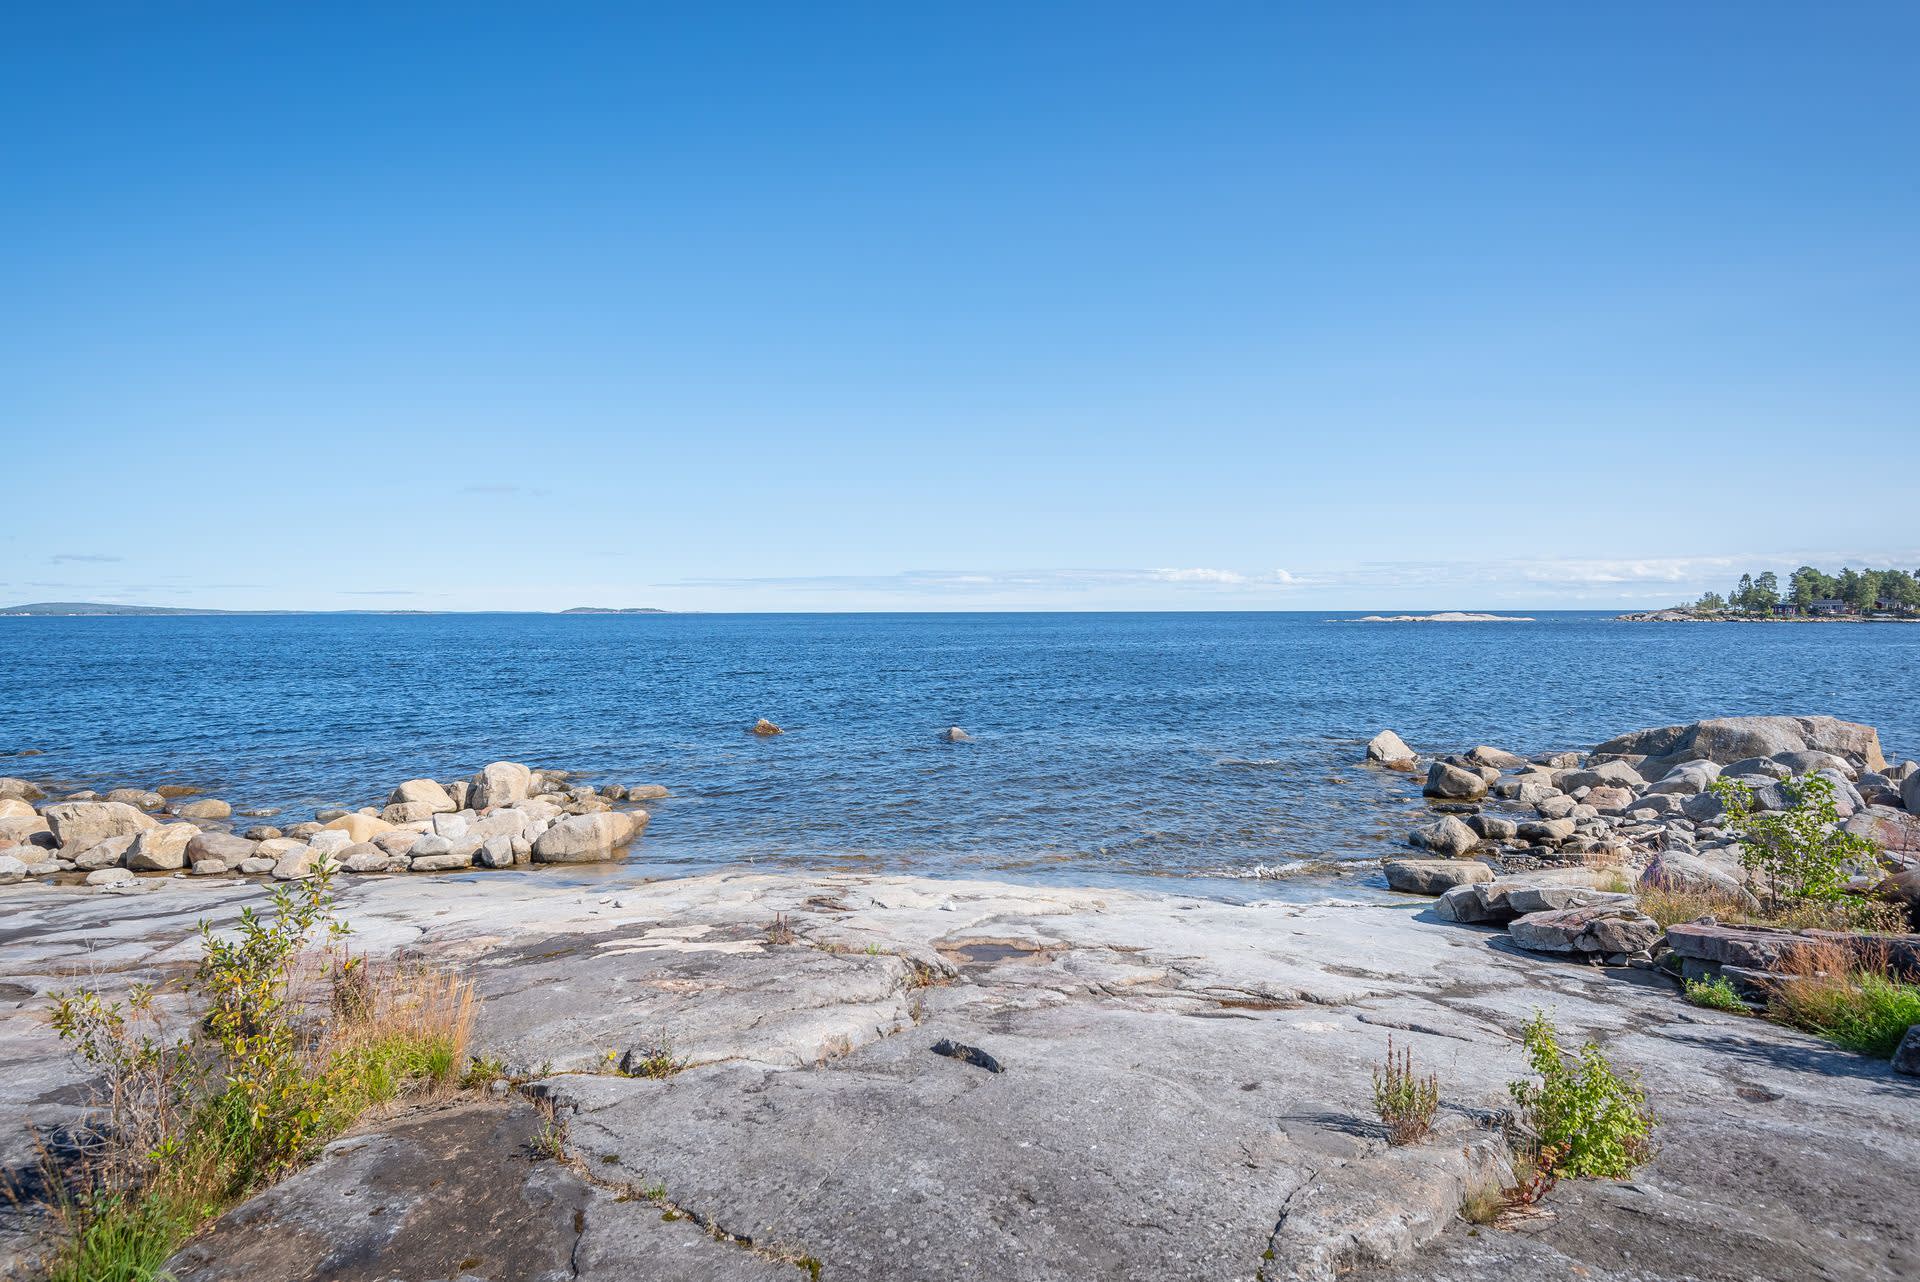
[1508,1012,1655,1179]
[1683,976,1749,1013]
[1370,1035,1439,1145]
[41,871,473,1281]
[1709,774,1877,911]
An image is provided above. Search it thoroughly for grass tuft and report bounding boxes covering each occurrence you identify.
[1767,938,1920,1057]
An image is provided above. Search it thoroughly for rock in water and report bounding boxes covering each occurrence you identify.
[1365,730,1416,768]
[1408,816,1479,858]
[387,778,456,812]
[173,798,233,820]
[940,726,971,742]
[1423,761,1487,800]
[750,718,784,736]
[531,811,648,863]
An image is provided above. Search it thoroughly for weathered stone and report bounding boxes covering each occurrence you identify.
[1665,921,1810,970]
[749,718,784,735]
[1433,869,1622,925]
[1583,785,1636,812]
[188,858,231,876]
[475,834,515,868]
[623,784,670,801]
[1848,805,1920,857]
[85,867,135,886]
[1407,815,1478,858]
[340,844,390,874]
[1638,850,1755,905]
[1503,886,1634,916]
[381,801,440,824]
[271,844,320,881]
[1776,750,1856,780]
[1467,814,1517,841]
[0,778,45,801]
[939,726,972,742]
[1600,715,1887,777]
[1466,745,1528,769]
[72,832,136,870]
[470,761,533,809]
[1509,904,1661,955]
[1556,761,1647,792]
[1516,817,1576,842]
[1423,761,1487,800]
[388,778,456,812]
[1645,760,1722,795]
[104,787,165,810]
[172,798,233,820]
[126,822,200,871]
[237,856,277,875]
[1895,1026,1920,1078]
[1534,793,1578,819]
[187,831,257,864]
[0,854,27,884]
[44,801,157,854]
[322,812,394,843]
[410,848,476,872]
[1365,730,1416,767]
[1383,858,1493,895]
[531,811,647,863]
[0,797,35,821]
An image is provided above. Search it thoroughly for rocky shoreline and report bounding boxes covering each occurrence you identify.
[0,759,664,888]
[5,715,1920,1280]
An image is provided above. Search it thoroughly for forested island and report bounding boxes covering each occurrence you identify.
[1619,564,1920,622]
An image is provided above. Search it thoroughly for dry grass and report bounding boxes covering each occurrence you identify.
[1767,938,1920,1057]
[1636,884,1907,934]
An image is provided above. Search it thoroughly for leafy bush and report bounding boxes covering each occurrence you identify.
[41,871,473,1281]
[1370,1035,1439,1146]
[1769,939,1920,1057]
[1709,774,1878,912]
[1508,1012,1654,1179]
[1683,976,1749,1013]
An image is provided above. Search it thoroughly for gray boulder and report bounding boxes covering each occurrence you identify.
[1598,715,1887,777]
[1516,817,1576,842]
[388,778,456,812]
[0,854,27,884]
[475,834,516,868]
[173,798,233,820]
[73,833,137,870]
[1433,869,1623,926]
[1555,761,1646,792]
[85,867,135,887]
[1365,730,1416,767]
[1638,850,1756,907]
[188,831,257,864]
[1644,761,1721,796]
[1422,761,1487,800]
[104,787,165,810]
[0,778,45,801]
[1408,815,1479,858]
[1468,814,1517,841]
[1895,1026,1920,1078]
[1466,745,1529,769]
[470,761,533,810]
[1504,886,1634,916]
[1509,904,1662,956]
[1383,858,1492,895]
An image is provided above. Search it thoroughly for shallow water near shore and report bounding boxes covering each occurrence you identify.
[4,611,1916,890]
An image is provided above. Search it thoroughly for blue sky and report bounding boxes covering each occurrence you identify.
[4,3,1916,611]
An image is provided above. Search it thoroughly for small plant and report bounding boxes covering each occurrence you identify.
[765,913,796,945]
[1709,774,1878,912]
[531,1097,567,1159]
[1508,1012,1654,1180]
[462,1054,509,1088]
[1768,939,1920,1057]
[622,1030,688,1079]
[1370,1036,1439,1146]
[1460,1182,1505,1225]
[1683,976,1749,1014]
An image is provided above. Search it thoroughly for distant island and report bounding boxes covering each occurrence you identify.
[1351,611,1535,623]
[0,602,235,616]
[1618,563,1920,622]
[559,607,671,614]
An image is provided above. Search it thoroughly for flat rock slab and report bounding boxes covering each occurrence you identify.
[164,1098,792,1282]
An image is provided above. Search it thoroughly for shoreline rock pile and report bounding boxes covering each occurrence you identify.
[1373,715,1920,965]
[0,762,662,889]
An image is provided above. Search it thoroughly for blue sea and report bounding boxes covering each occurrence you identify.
[4,612,1916,894]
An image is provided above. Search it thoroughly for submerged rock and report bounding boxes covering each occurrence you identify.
[1365,730,1416,767]
[1422,761,1487,801]
[531,811,647,863]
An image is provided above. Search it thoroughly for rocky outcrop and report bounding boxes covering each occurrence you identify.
[1598,715,1887,778]
[1508,902,1659,956]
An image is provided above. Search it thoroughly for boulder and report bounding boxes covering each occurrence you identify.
[237,856,277,875]
[242,825,283,840]
[1505,886,1634,916]
[188,858,231,876]
[1583,786,1636,813]
[322,812,394,843]
[1408,816,1479,858]
[375,830,423,857]
[0,798,35,820]
[1599,716,1886,777]
[1364,730,1416,767]
[105,787,165,810]
[44,801,158,855]
[0,778,45,801]
[268,844,319,881]
[1644,761,1721,796]
[1681,791,1728,824]
[624,784,670,801]
[339,844,390,874]
[1638,850,1758,907]
[1467,814,1517,841]
[1383,858,1493,895]
[1847,806,1920,857]
[475,834,516,868]
[1665,921,1810,971]
[1433,869,1622,925]
[172,798,233,820]
[188,831,257,865]
[531,811,648,863]
[1509,904,1661,956]
[1535,794,1577,820]
[470,762,533,809]
[0,854,27,884]
[939,727,972,743]
[1895,1026,1920,1078]
[73,833,137,870]
[1775,750,1857,780]
[1466,745,1529,769]
[85,867,135,887]
[410,847,476,872]
[1555,761,1646,792]
[1904,774,1920,814]
[750,719,784,736]
[388,778,456,812]
[126,822,201,871]
[1516,817,1576,842]
[1423,761,1487,801]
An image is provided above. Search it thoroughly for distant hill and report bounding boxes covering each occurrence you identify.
[560,607,671,614]
[0,601,235,616]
